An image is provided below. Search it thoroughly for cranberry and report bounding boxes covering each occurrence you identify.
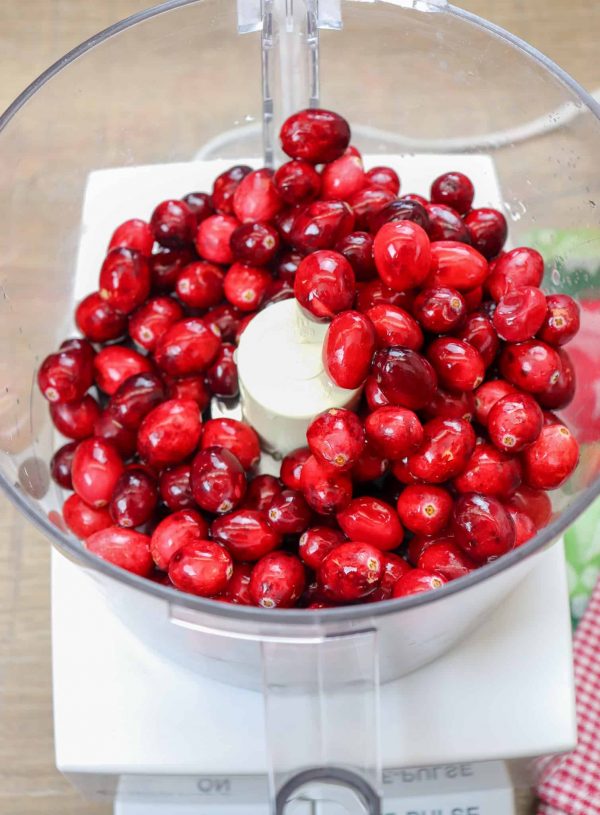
[426,203,470,243]
[129,296,183,352]
[150,508,209,570]
[50,395,101,440]
[280,447,311,491]
[413,287,466,334]
[76,293,127,342]
[402,193,429,206]
[427,338,485,391]
[507,485,552,528]
[263,278,294,306]
[487,247,544,301]
[235,313,256,342]
[155,318,221,376]
[294,250,355,320]
[418,541,475,581]
[220,562,253,605]
[352,439,389,482]
[473,379,516,425]
[396,485,452,536]
[463,286,484,311]
[85,526,153,576]
[421,388,474,423]
[391,457,423,486]
[337,496,403,551]
[137,399,202,469]
[487,392,543,453]
[430,172,474,214]
[244,474,282,512]
[276,251,303,284]
[508,507,537,547]
[537,348,575,410]
[452,493,516,564]
[212,165,252,214]
[321,151,366,201]
[364,376,390,410]
[108,372,165,430]
[166,375,210,410]
[150,246,195,291]
[159,464,195,512]
[169,540,233,597]
[38,346,94,404]
[355,279,414,313]
[108,218,154,256]
[175,261,224,309]
[427,242,488,291]
[307,408,364,471]
[109,467,158,528]
[195,214,239,265]
[368,553,412,601]
[274,205,300,244]
[407,534,454,566]
[250,551,305,608]
[300,454,353,515]
[229,222,278,267]
[99,248,151,315]
[323,310,376,389]
[71,438,125,508]
[522,423,579,490]
[50,442,79,489]
[492,286,547,343]
[349,186,396,231]
[456,310,499,368]
[298,526,346,570]
[335,232,376,281]
[204,303,242,343]
[211,509,282,561]
[290,200,355,254]
[366,304,423,350]
[407,417,476,483]
[372,347,437,410]
[274,159,321,205]
[191,446,246,514]
[232,168,282,223]
[93,410,137,458]
[499,340,562,394]
[538,294,580,347]
[318,542,383,602]
[453,443,522,498]
[365,166,400,195]
[63,493,112,538]
[201,418,260,470]
[464,208,507,259]
[280,108,350,164]
[224,263,271,312]
[364,407,423,459]
[368,198,430,235]
[266,489,312,535]
[392,568,447,598]
[205,343,238,398]
[182,191,214,224]
[151,199,195,247]
[373,221,431,291]
[93,346,151,396]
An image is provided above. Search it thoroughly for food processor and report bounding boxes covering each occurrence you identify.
[1,0,599,812]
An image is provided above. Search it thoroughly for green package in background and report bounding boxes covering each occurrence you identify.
[565,499,600,625]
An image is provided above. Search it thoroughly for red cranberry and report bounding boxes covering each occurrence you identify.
[109,372,166,430]
[452,493,516,564]
[280,108,350,164]
[220,562,253,605]
[307,408,364,471]
[352,438,389,482]
[290,200,355,254]
[397,485,453,536]
[250,551,305,608]
[430,172,474,214]
[169,540,233,597]
[191,446,246,514]
[364,407,423,459]
[392,568,447,598]
[349,186,396,231]
[85,526,153,576]
[93,345,152,395]
[243,474,282,512]
[373,221,431,291]
[263,278,294,306]
[426,203,471,243]
[366,304,423,350]
[175,261,224,309]
[355,279,413,314]
[155,318,221,376]
[201,418,260,470]
[71,438,125,508]
[413,287,466,334]
[212,165,252,214]
[129,296,183,352]
[368,198,430,235]
[337,496,403,551]
[150,509,208,570]
[63,493,112,538]
[99,248,151,314]
[507,485,552,528]
[211,509,282,561]
[137,399,202,469]
[230,221,279,266]
[508,507,537,547]
[321,151,366,201]
[195,214,239,265]
[280,447,311,491]
[50,395,101,440]
[493,286,547,342]
[407,534,454,566]
[407,417,476,483]
[300,455,353,515]
[537,348,575,410]
[109,467,158,528]
[368,553,412,601]
[418,541,475,581]
[159,464,195,511]
[150,246,195,291]
[224,263,271,312]
[402,193,429,206]
[522,423,579,490]
[108,218,154,256]
[298,526,346,570]
[453,443,522,498]
[76,293,127,342]
[204,303,242,343]
[323,310,376,389]
[274,205,301,244]
[294,250,355,320]
[456,310,499,368]
[38,346,94,404]
[487,393,543,453]
[274,159,321,205]
[318,542,384,602]
[233,169,282,223]
[206,343,238,398]
[166,375,210,410]
[365,166,400,195]
[473,379,516,425]
[235,313,256,342]
[421,388,474,423]
[499,340,562,394]
[364,376,391,410]
[538,294,580,347]
[427,337,485,391]
[151,199,196,248]
[487,247,544,301]
[182,191,214,224]
[51,442,79,489]
[464,208,507,259]
[372,347,437,410]
[335,232,376,281]
[463,286,484,311]
[275,250,303,284]
[266,489,312,535]
[427,241,488,291]
[93,410,137,458]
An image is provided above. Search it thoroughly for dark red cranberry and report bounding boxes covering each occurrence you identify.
[243,474,282,512]
[220,562,253,605]
[201,418,260,470]
[508,507,537,547]
[422,388,474,423]
[427,337,485,391]
[195,214,239,265]
[349,186,396,231]
[50,442,79,489]
[537,348,575,409]
[464,208,507,258]
[493,286,547,342]
[224,263,271,312]
[507,485,552,528]
[418,541,475,581]
[169,540,233,596]
[366,304,423,350]
[85,526,153,576]
[182,191,214,224]
[159,464,195,512]
[155,318,221,377]
[76,293,127,342]
[274,206,301,244]
[266,489,312,535]
[300,455,353,515]
[463,286,484,311]
[452,493,516,564]
[137,399,202,469]
[93,410,137,458]
[426,203,470,243]
[166,375,210,410]
[128,296,183,352]
[473,379,516,425]
[335,232,376,280]
[487,393,543,452]
[211,509,282,561]
[175,261,224,309]
[109,372,166,430]
[150,509,208,570]
[321,151,367,201]
[149,246,195,291]
[365,166,400,195]
[71,438,125,508]
[318,542,384,602]
[427,241,488,291]
[372,347,437,410]
[402,193,429,206]
[430,172,474,214]
[250,551,305,608]
[109,467,158,528]
[453,443,522,498]
[99,248,151,315]
[323,310,376,389]
[337,496,403,551]
[538,294,580,347]
[230,221,280,266]
[280,108,350,164]
[487,247,544,301]
[212,165,252,214]
[280,447,311,491]
[397,485,453,536]
[263,278,294,307]
[204,303,242,343]
[206,343,238,398]
[364,376,390,410]
[50,395,101,440]
[407,534,454,566]
[367,198,430,235]
[364,407,423,459]
[233,169,282,224]
[373,221,431,291]
[307,408,364,471]
[93,345,152,395]
[522,423,579,490]
[392,568,447,598]
[63,492,112,538]
[275,250,303,284]
[355,279,414,313]
[274,159,321,205]
[298,526,346,570]
[290,200,355,254]
[108,218,154,256]
[294,250,355,320]
[191,446,246,514]
[456,310,499,368]
[351,438,389,482]
[413,287,466,334]
[499,340,562,394]
[150,199,196,247]
[407,417,476,483]
[38,346,94,404]
[368,553,412,601]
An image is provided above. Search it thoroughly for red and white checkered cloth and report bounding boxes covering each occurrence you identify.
[536,579,600,814]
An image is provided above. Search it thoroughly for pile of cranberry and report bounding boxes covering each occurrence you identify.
[37,108,580,609]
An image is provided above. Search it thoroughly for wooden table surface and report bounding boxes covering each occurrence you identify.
[1,2,599,813]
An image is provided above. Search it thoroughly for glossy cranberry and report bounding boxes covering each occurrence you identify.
[71,438,124,508]
[99,247,151,315]
[335,232,376,280]
[427,338,485,391]
[155,318,221,376]
[367,304,423,350]
[413,287,466,334]
[50,442,79,489]
[290,200,355,254]
[159,464,195,511]
[219,562,253,605]
[174,261,223,309]
[228,223,278,268]
[76,293,127,342]
[522,423,579,490]
[150,246,196,291]
[204,303,242,343]
[298,526,346,570]
[365,166,400,195]
[212,165,252,214]
[50,395,101,440]
[243,474,282,512]
[456,310,499,368]
[397,484,453,536]
[232,168,282,224]
[507,485,552,528]
[191,446,246,514]
[280,108,350,164]
[337,496,403,551]
[373,221,431,292]
[63,492,112,538]
[352,438,389,482]
[165,375,210,410]
[355,279,414,314]
[169,539,233,597]
[407,533,454,566]
[201,418,260,471]
[367,553,411,601]
[108,218,154,256]
[263,278,294,306]
[273,205,300,245]
[364,376,390,410]
[182,191,214,224]
[453,443,522,498]
[85,526,153,576]
[273,251,301,285]
[307,408,364,471]
[364,407,423,459]
[93,345,152,395]
[426,242,488,291]
[349,186,396,231]
[392,567,447,599]
[538,294,580,347]
[109,467,158,528]
[323,310,376,389]
[204,343,237,398]
[300,454,353,515]
[367,198,430,235]
[321,151,366,201]
[537,348,575,409]
[108,372,165,431]
[463,286,484,311]
[250,551,305,608]
[195,214,239,265]
[273,159,321,205]
[150,509,208,570]
[508,507,537,547]
[418,541,475,581]
[464,208,507,259]
[128,296,182,353]
[499,340,562,394]
[318,542,383,602]
[426,203,470,243]
[265,489,312,535]
[487,247,544,301]
[492,286,546,343]
[151,199,196,247]
[294,250,355,320]
[211,509,282,561]
[402,193,429,207]
[430,172,474,214]
[93,410,137,458]
[473,379,516,425]
[452,493,516,564]
[137,397,201,470]
[421,388,475,423]
[280,447,311,491]
[38,346,94,404]
[372,347,437,410]
[407,417,476,483]
[224,263,271,312]
[486,392,543,453]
